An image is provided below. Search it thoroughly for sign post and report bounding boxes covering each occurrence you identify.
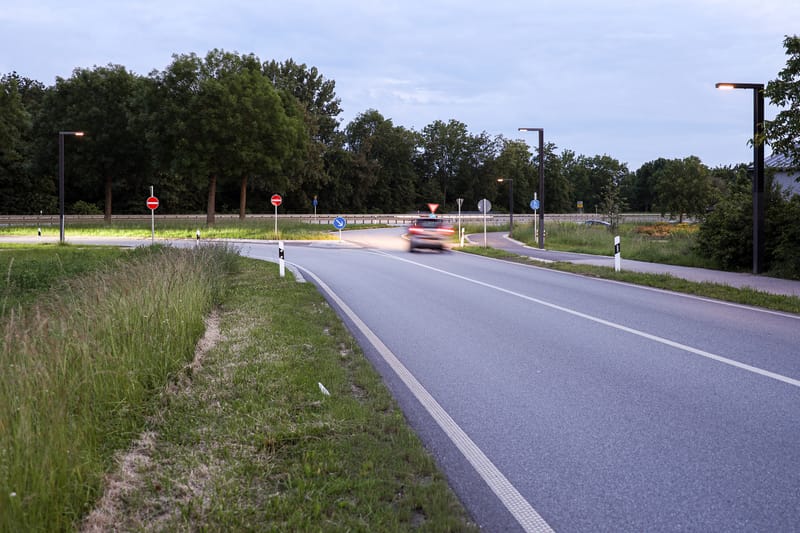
[530,194,539,243]
[333,216,347,241]
[478,198,491,248]
[271,194,282,237]
[456,198,464,246]
[146,186,159,243]
[313,195,318,223]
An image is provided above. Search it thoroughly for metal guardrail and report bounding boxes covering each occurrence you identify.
[0,213,671,226]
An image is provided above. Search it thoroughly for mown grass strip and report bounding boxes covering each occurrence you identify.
[96,258,477,531]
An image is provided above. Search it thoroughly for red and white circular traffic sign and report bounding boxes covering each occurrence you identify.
[146,196,159,210]
[270,194,282,207]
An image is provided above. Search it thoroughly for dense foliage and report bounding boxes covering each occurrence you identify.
[0,49,733,220]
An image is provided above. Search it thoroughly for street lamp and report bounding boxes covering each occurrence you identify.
[58,131,85,243]
[715,82,765,274]
[497,178,514,232]
[518,127,545,249]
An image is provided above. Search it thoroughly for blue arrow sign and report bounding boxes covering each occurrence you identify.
[530,199,540,210]
[333,217,347,230]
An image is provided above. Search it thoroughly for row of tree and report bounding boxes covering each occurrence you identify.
[2,45,796,225]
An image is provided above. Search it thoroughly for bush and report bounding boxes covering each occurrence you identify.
[70,200,102,215]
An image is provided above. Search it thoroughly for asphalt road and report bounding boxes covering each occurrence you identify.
[239,228,800,532]
[6,232,799,531]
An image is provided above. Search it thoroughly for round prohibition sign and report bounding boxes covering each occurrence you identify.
[146,196,159,210]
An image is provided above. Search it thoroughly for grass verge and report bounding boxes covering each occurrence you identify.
[460,246,800,314]
[0,245,476,531]
[93,257,476,531]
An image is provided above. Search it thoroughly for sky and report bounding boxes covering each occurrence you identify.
[2,0,798,171]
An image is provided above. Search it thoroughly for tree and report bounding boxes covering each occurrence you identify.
[151,50,305,223]
[264,59,343,211]
[562,154,629,216]
[0,73,33,214]
[653,156,713,222]
[765,35,800,167]
[40,65,150,220]
[625,158,668,212]
[417,120,473,210]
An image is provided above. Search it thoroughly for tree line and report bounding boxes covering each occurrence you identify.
[1,38,799,276]
[0,47,786,221]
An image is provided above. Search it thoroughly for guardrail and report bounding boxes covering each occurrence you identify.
[0,213,671,226]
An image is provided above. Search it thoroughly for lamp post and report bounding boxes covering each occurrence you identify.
[58,131,85,243]
[518,127,545,248]
[497,178,514,232]
[715,83,765,274]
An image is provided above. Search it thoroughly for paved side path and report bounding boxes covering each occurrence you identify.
[468,232,800,298]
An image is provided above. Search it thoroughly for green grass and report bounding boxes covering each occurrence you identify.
[95,258,476,531]
[510,221,718,268]
[460,246,800,314]
[0,244,139,315]
[0,246,476,532]
[0,219,339,241]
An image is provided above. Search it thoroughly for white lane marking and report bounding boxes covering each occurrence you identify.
[383,253,800,390]
[460,248,800,321]
[299,267,554,533]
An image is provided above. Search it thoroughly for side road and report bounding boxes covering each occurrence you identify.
[470,232,800,298]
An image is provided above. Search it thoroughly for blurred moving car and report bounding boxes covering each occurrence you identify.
[407,217,454,251]
[584,219,611,227]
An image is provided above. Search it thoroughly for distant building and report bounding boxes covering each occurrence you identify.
[766,151,799,196]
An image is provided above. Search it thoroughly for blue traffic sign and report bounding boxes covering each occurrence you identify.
[333,217,347,230]
[530,199,540,210]
[312,197,318,207]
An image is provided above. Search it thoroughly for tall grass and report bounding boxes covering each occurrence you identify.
[0,245,134,317]
[0,245,238,532]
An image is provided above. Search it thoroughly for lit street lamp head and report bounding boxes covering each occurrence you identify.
[715,82,764,91]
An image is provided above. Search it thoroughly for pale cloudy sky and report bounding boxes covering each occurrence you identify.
[2,0,797,170]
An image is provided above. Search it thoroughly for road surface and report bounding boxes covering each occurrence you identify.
[239,228,800,532]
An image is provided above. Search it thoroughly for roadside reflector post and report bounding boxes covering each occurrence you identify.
[614,235,621,272]
[278,240,285,277]
[196,229,200,243]
[460,227,465,247]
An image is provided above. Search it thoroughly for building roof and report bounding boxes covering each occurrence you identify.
[765,148,798,169]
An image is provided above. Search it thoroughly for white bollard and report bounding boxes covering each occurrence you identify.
[614,235,621,272]
[278,240,285,278]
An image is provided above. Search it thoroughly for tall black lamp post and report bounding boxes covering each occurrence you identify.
[518,127,545,249]
[497,178,514,232]
[58,131,84,243]
[715,83,765,274]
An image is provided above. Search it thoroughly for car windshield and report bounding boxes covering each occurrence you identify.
[414,219,441,227]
